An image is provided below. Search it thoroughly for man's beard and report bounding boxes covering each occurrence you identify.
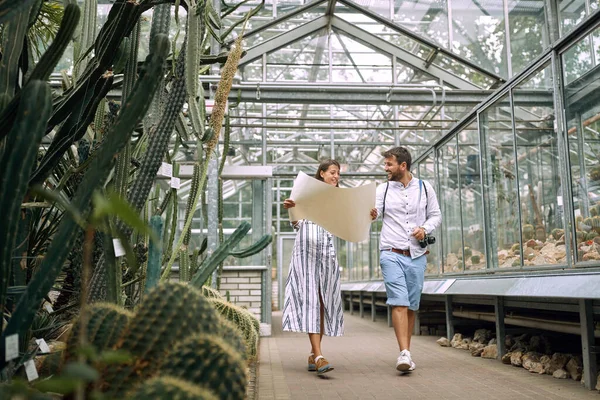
[389,170,404,181]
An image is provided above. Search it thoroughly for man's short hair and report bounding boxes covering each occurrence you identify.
[382,147,412,170]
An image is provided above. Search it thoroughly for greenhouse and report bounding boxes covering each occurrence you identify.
[1,0,600,398]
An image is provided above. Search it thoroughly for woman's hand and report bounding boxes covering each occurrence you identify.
[283,199,296,209]
[370,208,378,220]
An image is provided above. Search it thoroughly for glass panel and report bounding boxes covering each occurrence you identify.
[564,27,600,264]
[266,30,330,82]
[480,95,519,269]
[331,31,393,83]
[418,152,440,275]
[437,139,463,273]
[393,0,449,47]
[508,0,549,75]
[223,0,274,32]
[513,63,565,267]
[458,120,486,271]
[559,0,587,36]
[451,0,508,78]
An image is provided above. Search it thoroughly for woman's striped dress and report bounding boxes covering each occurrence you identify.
[282,220,344,336]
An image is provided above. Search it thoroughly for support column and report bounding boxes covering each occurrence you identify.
[371,293,377,322]
[580,299,598,390]
[495,296,506,359]
[445,295,454,339]
[359,292,364,318]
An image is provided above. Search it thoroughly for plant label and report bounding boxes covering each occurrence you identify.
[36,338,51,353]
[5,334,18,362]
[160,162,173,178]
[24,360,39,381]
[170,177,181,189]
[113,238,126,257]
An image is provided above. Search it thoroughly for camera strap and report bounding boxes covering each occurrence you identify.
[381,178,428,221]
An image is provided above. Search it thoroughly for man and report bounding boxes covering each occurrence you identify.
[370,147,441,373]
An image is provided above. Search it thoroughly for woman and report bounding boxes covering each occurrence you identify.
[281,159,344,375]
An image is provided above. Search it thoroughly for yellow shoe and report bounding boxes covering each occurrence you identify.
[308,354,316,371]
[315,356,333,374]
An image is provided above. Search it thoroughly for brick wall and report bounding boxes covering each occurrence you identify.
[219,266,265,320]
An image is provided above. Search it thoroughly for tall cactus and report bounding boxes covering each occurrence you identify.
[0,80,52,324]
[0,36,170,369]
[159,335,247,400]
[145,215,163,293]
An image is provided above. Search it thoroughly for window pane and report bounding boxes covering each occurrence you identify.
[508,0,549,75]
[419,152,440,275]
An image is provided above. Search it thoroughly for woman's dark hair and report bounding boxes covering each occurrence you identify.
[382,147,412,170]
[315,159,341,187]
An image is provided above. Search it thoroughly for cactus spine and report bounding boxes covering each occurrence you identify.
[209,297,259,359]
[0,37,170,368]
[183,164,201,246]
[159,335,247,400]
[0,81,52,326]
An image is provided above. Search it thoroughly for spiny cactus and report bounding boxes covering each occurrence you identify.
[551,228,564,240]
[64,303,133,363]
[209,297,259,359]
[0,80,52,323]
[462,247,472,259]
[585,232,598,241]
[576,230,587,243]
[215,318,247,358]
[145,215,163,293]
[470,255,481,264]
[201,285,224,299]
[0,37,170,369]
[127,376,218,400]
[230,235,273,258]
[591,216,600,234]
[511,243,521,253]
[183,164,200,246]
[101,282,223,397]
[159,335,247,400]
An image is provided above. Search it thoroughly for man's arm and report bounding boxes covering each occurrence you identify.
[422,181,441,234]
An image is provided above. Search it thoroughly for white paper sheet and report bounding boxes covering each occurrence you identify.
[289,171,376,243]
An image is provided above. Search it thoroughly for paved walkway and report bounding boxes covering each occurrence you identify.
[258,311,598,399]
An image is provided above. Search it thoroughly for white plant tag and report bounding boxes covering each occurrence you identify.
[5,334,18,362]
[44,303,53,313]
[112,238,126,257]
[170,177,181,189]
[24,360,39,381]
[557,196,563,206]
[160,162,173,178]
[36,338,51,353]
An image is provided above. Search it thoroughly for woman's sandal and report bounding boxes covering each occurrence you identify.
[314,355,333,374]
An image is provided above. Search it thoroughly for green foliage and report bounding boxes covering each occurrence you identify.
[521,224,535,240]
[160,335,247,400]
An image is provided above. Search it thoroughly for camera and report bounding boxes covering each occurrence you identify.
[418,234,436,248]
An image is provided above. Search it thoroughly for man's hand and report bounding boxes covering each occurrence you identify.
[370,208,378,220]
[412,226,426,241]
[283,199,295,209]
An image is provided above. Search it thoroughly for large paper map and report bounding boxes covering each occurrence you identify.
[288,171,376,243]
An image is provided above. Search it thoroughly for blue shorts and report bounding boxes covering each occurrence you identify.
[380,251,427,311]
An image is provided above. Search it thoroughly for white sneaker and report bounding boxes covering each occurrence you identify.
[408,360,416,372]
[396,350,412,372]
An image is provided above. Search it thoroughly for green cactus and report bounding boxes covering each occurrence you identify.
[585,232,598,241]
[64,303,133,362]
[0,4,31,102]
[160,335,247,400]
[128,376,218,400]
[591,216,600,234]
[463,247,472,259]
[209,297,259,359]
[178,249,190,282]
[583,217,593,228]
[0,81,52,323]
[551,228,564,240]
[230,235,273,258]
[590,205,598,217]
[201,285,224,299]
[145,215,163,293]
[576,230,587,243]
[102,282,223,397]
[512,259,521,267]
[183,164,201,246]
[216,318,248,358]
[522,224,535,240]
[188,222,252,285]
[470,255,481,264]
[0,37,169,369]
[0,0,38,25]
[511,243,521,253]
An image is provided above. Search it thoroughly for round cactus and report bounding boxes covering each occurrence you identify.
[463,247,472,259]
[576,230,587,243]
[160,335,247,400]
[586,232,598,241]
[591,216,600,234]
[209,298,259,359]
[128,376,218,400]
[470,255,481,264]
[201,285,224,300]
[64,303,133,363]
[511,243,521,253]
[551,228,564,240]
[102,282,223,397]
[215,317,247,358]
